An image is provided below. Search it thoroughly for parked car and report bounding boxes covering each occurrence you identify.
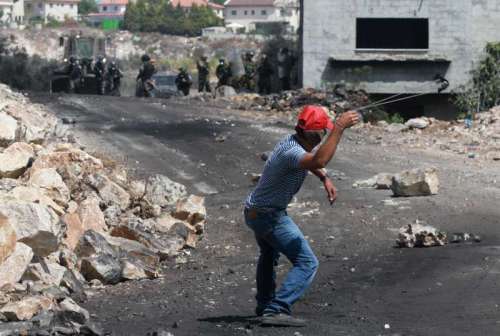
[153,72,180,98]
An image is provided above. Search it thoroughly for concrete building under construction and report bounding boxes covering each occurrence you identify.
[301,0,500,117]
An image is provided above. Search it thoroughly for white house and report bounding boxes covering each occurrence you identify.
[24,0,79,22]
[0,0,25,24]
[223,0,299,33]
[170,0,225,19]
[87,0,127,24]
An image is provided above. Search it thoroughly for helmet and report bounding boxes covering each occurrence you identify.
[69,56,76,63]
[141,54,151,62]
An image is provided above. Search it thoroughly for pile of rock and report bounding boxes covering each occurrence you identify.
[0,84,207,334]
[358,106,500,161]
[226,87,370,118]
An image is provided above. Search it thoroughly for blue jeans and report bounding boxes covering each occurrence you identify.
[244,208,319,315]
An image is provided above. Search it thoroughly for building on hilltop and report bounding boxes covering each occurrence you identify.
[223,0,299,34]
[0,0,25,24]
[86,0,128,26]
[301,0,500,118]
[170,0,225,19]
[24,0,79,23]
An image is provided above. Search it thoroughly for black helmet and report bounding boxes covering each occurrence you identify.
[141,54,151,62]
[69,56,76,63]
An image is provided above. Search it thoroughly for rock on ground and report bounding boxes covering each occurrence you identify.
[0,296,54,321]
[353,173,393,190]
[405,117,430,129]
[57,297,90,325]
[28,168,70,207]
[397,223,447,248]
[0,142,34,179]
[0,202,61,257]
[391,168,439,197]
[86,173,130,210]
[173,195,206,225]
[0,112,18,147]
[77,196,107,234]
[144,174,187,208]
[0,243,33,288]
[0,213,16,264]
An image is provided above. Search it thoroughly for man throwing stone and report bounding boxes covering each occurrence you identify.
[244,105,360,327]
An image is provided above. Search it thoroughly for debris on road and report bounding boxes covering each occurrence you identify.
[397,222,447,248]
[450,232,482,243]
[353,173,393,190]
[0,84,208,334]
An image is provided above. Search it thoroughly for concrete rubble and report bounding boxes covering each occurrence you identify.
[354,106,500,162]
[0,84,208,335]
[397,222,447,248]
[397,222,482,248]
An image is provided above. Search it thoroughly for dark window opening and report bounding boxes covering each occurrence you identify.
[356,18,429,49]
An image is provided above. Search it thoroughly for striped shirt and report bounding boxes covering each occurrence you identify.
[246,135,307,210]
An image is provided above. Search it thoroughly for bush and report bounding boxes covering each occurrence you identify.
[123,1,223,36]
[453,42,500,114]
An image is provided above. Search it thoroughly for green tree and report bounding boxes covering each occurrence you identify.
[78,0,98,15]
[123,0,143,31]
[123,0,222,36]
[453,42,500,114]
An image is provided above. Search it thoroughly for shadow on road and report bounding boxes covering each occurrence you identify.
[198,315,259,324]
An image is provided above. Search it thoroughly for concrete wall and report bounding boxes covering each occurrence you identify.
[302,0,500,94]
[224,5,278,27]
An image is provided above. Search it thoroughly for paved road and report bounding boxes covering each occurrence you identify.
[32,94,500,336]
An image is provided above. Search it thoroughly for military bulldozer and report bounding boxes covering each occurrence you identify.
[50,33,107,94]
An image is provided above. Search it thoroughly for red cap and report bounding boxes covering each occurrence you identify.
[296,105,334,131]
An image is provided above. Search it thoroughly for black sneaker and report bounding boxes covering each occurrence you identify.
[255,307,265,317]
[261,313,306,327]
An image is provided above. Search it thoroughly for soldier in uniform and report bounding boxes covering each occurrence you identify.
[197,56,211,93]
[67,56,83,94]
[277,48,293,91]
[94,55,106,95]
[257,53,274,95]
[175,67,193,96]
[216,58,232,88]
[107,60,123,96]
[136,54,157,98]
[241,51,257,92]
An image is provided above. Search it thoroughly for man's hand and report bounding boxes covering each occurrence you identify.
[323,178,337,205]
[335,111,360,130]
